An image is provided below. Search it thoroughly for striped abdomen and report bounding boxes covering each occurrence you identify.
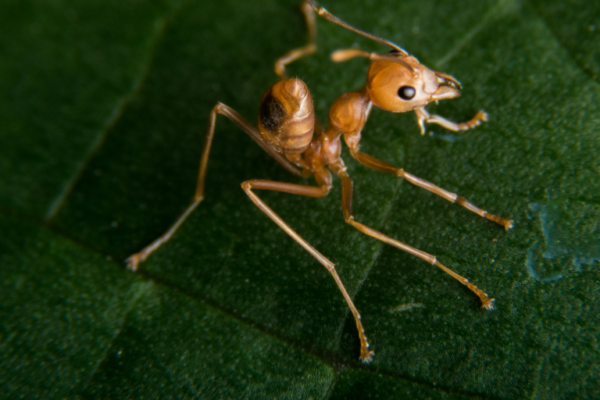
[258,78,314,154]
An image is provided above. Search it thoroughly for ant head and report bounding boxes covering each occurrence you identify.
[367,54,462,113]
[309,1,464,112]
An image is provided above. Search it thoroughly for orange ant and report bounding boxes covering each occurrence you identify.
[126,1,513,363]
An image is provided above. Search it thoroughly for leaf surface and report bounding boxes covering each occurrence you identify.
[1,0,599,398]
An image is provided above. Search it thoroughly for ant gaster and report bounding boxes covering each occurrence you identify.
[126,1,514,363]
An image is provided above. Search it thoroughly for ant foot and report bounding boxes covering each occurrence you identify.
[360,349,375,364]
[463,110,488,129]
[481,297,496,311]
[125,254,142,272]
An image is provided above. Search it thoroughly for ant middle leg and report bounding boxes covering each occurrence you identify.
[338,170,496,310]
[348,149,514,230]
[126,103,302,271]
[241,172,374,363]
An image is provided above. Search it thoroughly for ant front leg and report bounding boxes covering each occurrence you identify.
[241,170,374,363]
[126,103,302,272]
[347,149,514,230]
[336,168,495,310]
[414,107,488,135]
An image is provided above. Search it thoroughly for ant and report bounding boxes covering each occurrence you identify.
[126,1,513,363]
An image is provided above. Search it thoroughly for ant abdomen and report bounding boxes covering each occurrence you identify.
[258,78,314,154]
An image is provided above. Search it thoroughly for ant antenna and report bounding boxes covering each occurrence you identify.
[307,0,409,56]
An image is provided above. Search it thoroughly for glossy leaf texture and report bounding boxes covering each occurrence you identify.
[1,0,599,398]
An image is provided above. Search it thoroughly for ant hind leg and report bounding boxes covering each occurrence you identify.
[241,177,375,363]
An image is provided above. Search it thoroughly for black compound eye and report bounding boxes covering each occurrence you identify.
[398,86,416,100]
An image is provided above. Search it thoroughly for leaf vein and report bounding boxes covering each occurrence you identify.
[43,5,181,222]
[78,280,154,394]
[435,0,518,68]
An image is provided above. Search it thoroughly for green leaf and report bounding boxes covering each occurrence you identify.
[1,0,599,398]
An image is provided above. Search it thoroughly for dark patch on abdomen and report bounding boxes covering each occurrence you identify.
[259,90,287,132]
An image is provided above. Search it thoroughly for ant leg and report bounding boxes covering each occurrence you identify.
[126,103,302,271]
[242,177,374,363]
[338,171,495,310]
[414,107,488,135]
[348,149,514,230]
[274,1,317,79]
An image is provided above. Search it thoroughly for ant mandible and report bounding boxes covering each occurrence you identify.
[126,1,514,363]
